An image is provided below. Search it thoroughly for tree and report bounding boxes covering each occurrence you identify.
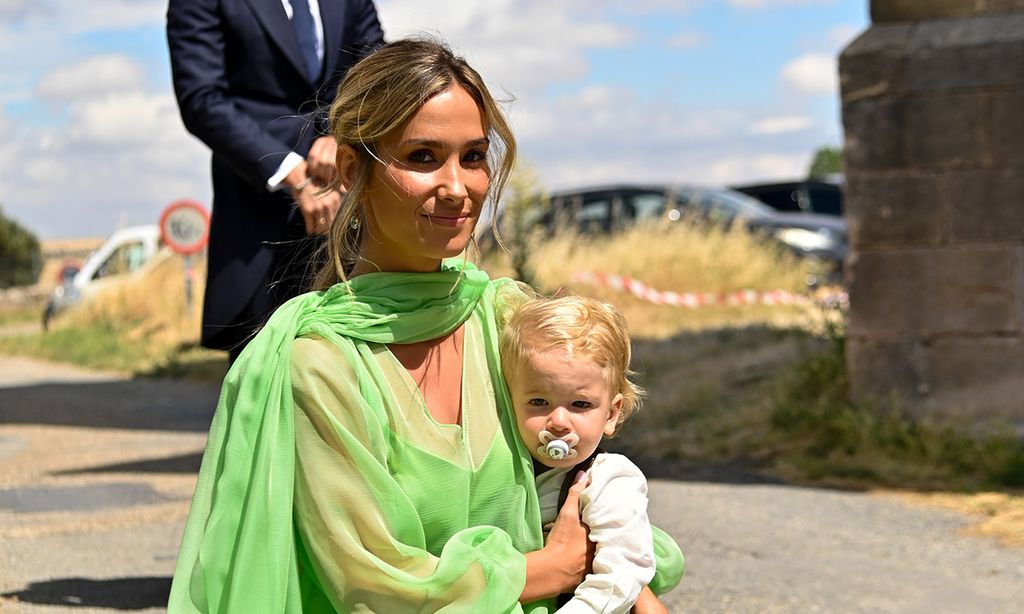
[0,205,42,289]
[493,164,547,287]
[808,146,843,179]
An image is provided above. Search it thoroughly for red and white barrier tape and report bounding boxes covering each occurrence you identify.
[569,271,848,309]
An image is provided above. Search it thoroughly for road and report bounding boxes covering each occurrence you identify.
[1,354,1022,613]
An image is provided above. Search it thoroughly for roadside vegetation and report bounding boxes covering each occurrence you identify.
[0,252,227,380]
[0,206,42,289]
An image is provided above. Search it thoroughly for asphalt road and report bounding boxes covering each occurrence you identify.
[1,354,1022,613]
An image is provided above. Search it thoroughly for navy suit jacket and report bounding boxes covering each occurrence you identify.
[167,0,384,351]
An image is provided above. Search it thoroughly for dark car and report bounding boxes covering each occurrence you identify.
[528,184,847,270]
[731,179,843,216]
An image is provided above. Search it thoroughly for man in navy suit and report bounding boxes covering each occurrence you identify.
[167,0,384,359]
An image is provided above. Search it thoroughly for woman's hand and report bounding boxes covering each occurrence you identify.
[521,471,595,603]
[632,586,668,614]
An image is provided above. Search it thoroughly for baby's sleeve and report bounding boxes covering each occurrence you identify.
[557,453,656,614]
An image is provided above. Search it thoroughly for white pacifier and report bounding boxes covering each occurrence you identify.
[537,430,579,461]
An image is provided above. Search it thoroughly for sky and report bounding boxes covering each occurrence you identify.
[0,0,868,239]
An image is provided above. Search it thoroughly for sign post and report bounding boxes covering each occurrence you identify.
[159,200,210,318]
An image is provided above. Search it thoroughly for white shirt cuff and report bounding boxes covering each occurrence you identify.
[266,152,305,191]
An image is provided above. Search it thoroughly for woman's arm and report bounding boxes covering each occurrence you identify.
[520,471,594,603]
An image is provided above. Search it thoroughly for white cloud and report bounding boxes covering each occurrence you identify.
[780,53,837,96]
[827,24,860,50]
[508,83,813,190]
[67,92,185,146]
[0,0,41,20]
[376,0,634,95]
[0,0,163,31]
[667,31,709,48]
[750,115,813,135]
[727,0,834,8]
[63,0,166,32]
[36,54,146,101]
[708,153,809,184]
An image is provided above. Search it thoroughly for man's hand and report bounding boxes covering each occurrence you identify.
[285,161,340,234]
[306,136,338,185]
[293,183,341,235]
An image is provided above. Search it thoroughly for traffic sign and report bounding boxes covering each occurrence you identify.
[159,199,210,255]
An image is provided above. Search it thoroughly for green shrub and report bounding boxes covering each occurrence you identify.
[770,329,1024,489]
[0,205,42,289]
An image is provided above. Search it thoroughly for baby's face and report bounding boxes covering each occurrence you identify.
[508,348,622,469]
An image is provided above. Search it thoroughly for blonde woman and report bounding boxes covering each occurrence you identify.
[169,38,681,613]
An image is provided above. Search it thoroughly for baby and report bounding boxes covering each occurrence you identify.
[500,294,662,613]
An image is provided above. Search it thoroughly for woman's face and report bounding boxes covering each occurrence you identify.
[358,84,490,273]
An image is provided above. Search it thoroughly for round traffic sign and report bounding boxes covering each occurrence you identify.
[159,199,210,255]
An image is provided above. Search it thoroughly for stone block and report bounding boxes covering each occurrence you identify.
[843,173,946,248]
[944,169,1024,242]
[873,0,981,22]
[926,336,1024,392]
[904,93,989,170]
[848,246,1023,337]
[908,14,1024,91]
[843,98,909,172]
[991,90,1024,167]
[839,24,911,102]
[979,0,1024,13]
[873,0,1024,21]
[846,337,930,403]
[847,250,929,336]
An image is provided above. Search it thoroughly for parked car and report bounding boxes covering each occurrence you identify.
[42,225,165,329]
[513,184,847,272]
[731,179,843,216]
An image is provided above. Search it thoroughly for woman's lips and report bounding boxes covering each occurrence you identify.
[423,213,470,227]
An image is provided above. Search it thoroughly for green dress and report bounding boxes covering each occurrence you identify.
[168,261,681,613]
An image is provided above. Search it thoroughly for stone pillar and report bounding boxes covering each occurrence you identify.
[840,0,1024,420]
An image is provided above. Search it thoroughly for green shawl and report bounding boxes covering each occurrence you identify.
[169,261,546,612]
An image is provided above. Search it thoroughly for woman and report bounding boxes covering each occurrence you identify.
[169,38,680,613]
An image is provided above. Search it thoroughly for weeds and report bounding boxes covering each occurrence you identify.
[768,328,1024,490]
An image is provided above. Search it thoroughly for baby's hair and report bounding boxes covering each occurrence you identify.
[499,294,644,433]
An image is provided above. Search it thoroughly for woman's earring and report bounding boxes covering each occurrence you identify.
[350,215,360,230]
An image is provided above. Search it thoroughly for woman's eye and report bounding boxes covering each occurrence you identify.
[527,398,548,407]
[462,149,487,165]
[571,400,593,410]
[408,150,436,163]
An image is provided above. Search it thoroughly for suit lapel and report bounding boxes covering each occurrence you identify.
[242,0,311,83]
[319,0,342,80]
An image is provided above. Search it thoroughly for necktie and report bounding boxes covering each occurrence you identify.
[290,0,320,81]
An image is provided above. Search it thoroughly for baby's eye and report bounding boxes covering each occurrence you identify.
[408,149,436,164]
[571,400,594,410]
[527,398,548,407]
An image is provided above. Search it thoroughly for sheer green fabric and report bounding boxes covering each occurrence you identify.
[169,261,547,613]
[168,260,683,613]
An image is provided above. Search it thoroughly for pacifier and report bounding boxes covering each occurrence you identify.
[537,431,579,461]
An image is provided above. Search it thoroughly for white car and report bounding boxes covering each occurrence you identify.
[43,225,165,328]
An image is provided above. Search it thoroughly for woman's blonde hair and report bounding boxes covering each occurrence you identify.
[312,37,517,289]
[499,295,645,434]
